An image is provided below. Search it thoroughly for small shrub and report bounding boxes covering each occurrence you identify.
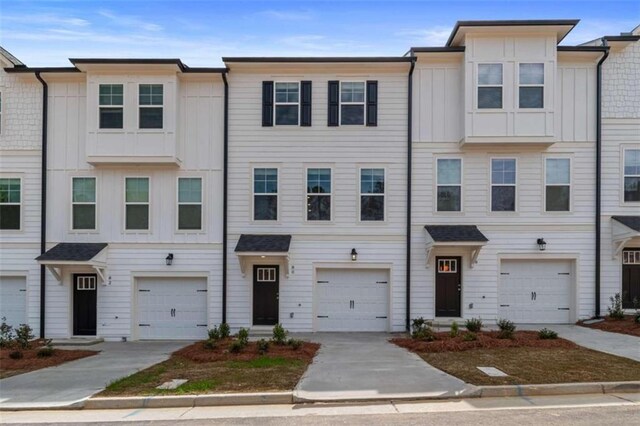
[462,332,477,342]
[219,323,231,339]
[208,326,221,341]
[257,339,269,354]
[465,318,483,333]
[607,293,625,319]
[229,340,244,353]
[634,312,640,324]
[449,321,459,338]
[237,328,249,346]
[496,318,516,339]
[15,324,34,349]
[272,323,288,345]
[37,347,54,358]
[538,328,558,340]
[411,317,434,341]
[287,338,303,350]
[203,339,217,350]
[9,350,23,360]
[0,317,15,348]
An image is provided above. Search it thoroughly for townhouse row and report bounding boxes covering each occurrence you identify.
[0,19,638,340]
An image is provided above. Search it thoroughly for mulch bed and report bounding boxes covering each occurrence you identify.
[0,340,98,379]
[578,315,640,337]
[174,339,320,363]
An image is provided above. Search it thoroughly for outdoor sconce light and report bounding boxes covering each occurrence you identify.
[166,253,174,266]
[537,238,547,251]
[351,248,358,261]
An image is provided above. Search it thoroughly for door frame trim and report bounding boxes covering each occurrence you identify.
[72,273,98,336]
[252,264,280,326]
[435,256,462,318]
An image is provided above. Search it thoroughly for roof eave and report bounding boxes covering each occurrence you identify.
[446,19,580,47]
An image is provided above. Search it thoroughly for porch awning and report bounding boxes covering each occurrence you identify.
[424,225,488,268]
[611,216,640,259]
[36,243,108,282]
[234,235,291,277]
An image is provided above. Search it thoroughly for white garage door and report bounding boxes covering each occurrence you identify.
[0,277,27,328]
[137,277,208,340]
[499,260,573,324]
[315,269,389,332]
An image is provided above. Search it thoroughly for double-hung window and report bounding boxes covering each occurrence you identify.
[360,168,384,221]
[519,63,544,108]
[545,158,571,212]
[254,168,278,220]
[340,82,365,125]
[274,82,299,125]
[307,168,331,221]
[178,177,202,230]
[491,159,516,212]
[139,84,163,129]
[72,177,96,230]
[477,64,503,109]
[437,159,462,211]
[99,84,124,129]
[125,177,150,230]
[0,178,21,230]
[624,149,640,202]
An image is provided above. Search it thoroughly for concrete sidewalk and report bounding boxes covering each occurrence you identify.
[0,341,189,410]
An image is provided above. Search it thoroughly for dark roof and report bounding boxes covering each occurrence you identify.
[612,216,640,232]
[0,46,25,66]
[557,46,609,52]
[446,19,580,47]
[604,35,640,42]
[4,67,80,73]
[409,47,466,53]
[223,57,412,63]
[36,243,108,262]
[235,235,292,252]
[425,225,489,243]
[70,58,184,66]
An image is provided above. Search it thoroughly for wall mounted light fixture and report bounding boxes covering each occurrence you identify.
[351,248,358,261]
[536,238,547,251]
[166,253,174,265]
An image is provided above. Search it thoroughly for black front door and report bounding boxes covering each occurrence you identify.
[622,249,640,309]
[435,257,461,317]
[73,274,97,335]
[253,265,279,325]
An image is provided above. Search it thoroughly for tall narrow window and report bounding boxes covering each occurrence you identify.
[360,168,385,221]
[437,159,462,211]
[178,177,202,230]
[307,168,331,221]
[477,64,503,109]
[99,84,123,129]
[139,84,163,129]
[340,82,365,125]
[491,159,516,212]
[545,158,571,211]
[72,177,96,230]
[519,63,544,108]
[254,168,277,220]
[624,149,640,202]
[0,178,20,230]
[125,177,149,230]
[274,82,299,125]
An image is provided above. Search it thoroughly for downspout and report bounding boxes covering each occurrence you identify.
[35,72,48,338]
[221,71,229,324]
[595,41,610,318]
[406,56,416,331]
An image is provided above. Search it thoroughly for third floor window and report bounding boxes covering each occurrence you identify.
[139,84,163,129]
[99,84,123,129]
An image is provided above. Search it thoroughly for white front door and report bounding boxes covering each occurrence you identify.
[499,260,573,323]
[0,277,27,328]
[315,269,389,332]
[136,277,208,340]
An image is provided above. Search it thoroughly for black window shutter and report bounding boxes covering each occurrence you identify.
[366,80,378,127]
[262,81,274,127]
[327,80,339,126]
[300,80,312,127]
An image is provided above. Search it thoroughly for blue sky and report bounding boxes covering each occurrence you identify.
[1,0,638,66]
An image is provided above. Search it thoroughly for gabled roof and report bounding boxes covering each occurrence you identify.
[424,225,489,242]
[0,46,25,67]
[612,216,640,232]
[36,243,108,262]
[235,235,292,252]
[446,19,580,47]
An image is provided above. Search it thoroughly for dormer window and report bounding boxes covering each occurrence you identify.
[99,84,123,129]
[139,84,163,129]
[477,64,503,109]
[519,63,544,108]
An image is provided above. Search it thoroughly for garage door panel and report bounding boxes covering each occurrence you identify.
[0,277,27,328]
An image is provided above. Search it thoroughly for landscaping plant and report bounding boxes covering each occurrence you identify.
[37,347,54,358]
[538,328,558,339]
[237,328,249,347]
[229,340,244,353]
[15,324,34,350]
[449,321,459,338]
[219,323,231,339]
[207,326,221,341]
[607,292,625,319]
[272,323,288,345]
[0,317,14,348]
[287,338,303,350]
[462,332,477,342]
[411,317,435,341]
[9,350,23,360]
[203,339,217,350]
[257,339,269,354]
[464,318,483,333]
[496,318,516,339]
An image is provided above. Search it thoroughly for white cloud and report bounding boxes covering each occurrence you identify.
[2,13,91,28]
[258,10,314,21]
[394,26,451,47]
[562,19,640,45]
[98,9,163,32]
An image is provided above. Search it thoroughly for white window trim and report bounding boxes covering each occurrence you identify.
[305,166,333,222]
[256,267,277,282]
[273,81,300,126]
[0,175,23,232]
[176,176,204,232]
[70,176,97,232]
[252,166,279,223]
[98,83,124,130]
[543,156,572,213]
[435,157,463,213]
[358,166,386,223]
[623,250,640,265]
[339,81,366,126]
[517,63,545,109]
[437,258,458,273]
[124,176,151,232]
[137,83,164,130]
[622,147,640,204]
[476,63,503,110]
[489,157,518,213]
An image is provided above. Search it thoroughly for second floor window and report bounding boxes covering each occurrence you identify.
[125,177,150,230]
[254,168,277,220]
[545,158,571,212]
[477,64,502,109]
[275,82,299,125]
[624,149,640,202]
[139,84,163,129]
[437,159,462,212]
[178,178,202,230]
[72,177,96,230]
[307,168,331,221]
[341,82,365,125]
[0,178,20,230]
[99,84,123,129]
[491,159,516,212]
[519,63,544,108]
[360,168,385,221]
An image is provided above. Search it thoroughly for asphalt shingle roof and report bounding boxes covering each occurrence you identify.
[424,225,489,242]
[235,234,292,252]
[612,216,640,232]
[36,243,108,262]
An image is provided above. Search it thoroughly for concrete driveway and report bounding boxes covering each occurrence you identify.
[0,341,189,409]
[294,333,473,402]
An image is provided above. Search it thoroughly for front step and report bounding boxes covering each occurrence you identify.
[50,337,104,346]
[249,326,274,338]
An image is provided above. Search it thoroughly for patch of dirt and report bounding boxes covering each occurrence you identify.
[174,339,320,362]
[578,315,640,337]
[0,341,98,379]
